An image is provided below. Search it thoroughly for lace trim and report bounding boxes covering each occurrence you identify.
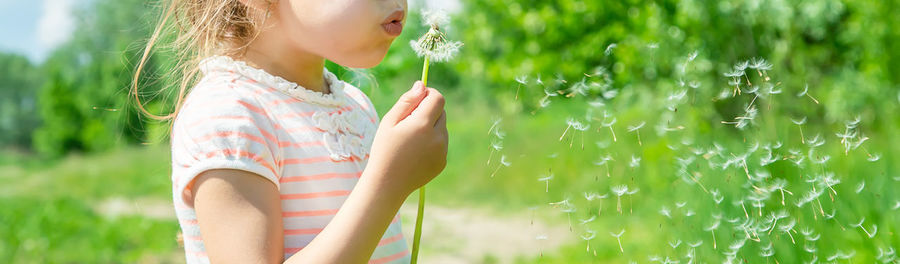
[199,55,349,107]
[199,55,374,161]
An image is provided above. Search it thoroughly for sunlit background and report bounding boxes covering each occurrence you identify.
[1,0,899,263]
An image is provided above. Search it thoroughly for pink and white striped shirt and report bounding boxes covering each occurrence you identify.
[170,56,409,263]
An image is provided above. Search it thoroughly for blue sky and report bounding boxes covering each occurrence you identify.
[0,0,86,63]
[0,0,458,64]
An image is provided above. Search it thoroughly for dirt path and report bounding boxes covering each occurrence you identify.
[94,197,573,263]
[398,203,572,263]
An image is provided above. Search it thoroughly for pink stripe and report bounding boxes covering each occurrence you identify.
[236,100,269,117]
[280,190,351,200]
[191,131,268,146]
[369,250,410,264]
[377,233,404,246]
[197,149,277,177]
[279,140,326,148]
[277,105,356,119]
[284,228,324,235]
[283,155,364,165]
[280,172,362,183]
[282,208,340,218]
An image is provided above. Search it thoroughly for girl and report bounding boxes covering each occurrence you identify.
[131,0,448,263]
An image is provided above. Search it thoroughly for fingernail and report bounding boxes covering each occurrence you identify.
[411,81,424,95]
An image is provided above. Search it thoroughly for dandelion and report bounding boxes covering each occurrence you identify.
[549,198,576,231]
[711,189,724,205]
[486,141,502,165]
[611,185,629,214]
[797,84,820,104]
[855,180,865,194]
[581,229,597,252]
[749,57,773,81]
[769,178,794,205]
[626,187,639,215]
[851,217,878,238]
[559,117,578,141]
[490,155,511,178]
[572,120,591,149]
[766,210,789,235]
[535,234,548,257]
[538,171,553,193]
[669,239,682,249]
[628,121,646,146]
[610,229,625,253]
[605,43,617,56]
[593,154,613,179]
[409,10,463,263]
[514,75,527,101]
[867,153,881,162]
[704,216,721,249]
[779,218,797,244]
[598,112,617,142]
[660,206,672,218]
[629,155,641,168]
[409,11,462,65]
[792,117,807,144]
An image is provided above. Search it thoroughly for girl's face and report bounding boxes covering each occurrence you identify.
[269,0,408,68]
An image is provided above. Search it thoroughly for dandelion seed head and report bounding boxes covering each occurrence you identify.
[410,10,462,62]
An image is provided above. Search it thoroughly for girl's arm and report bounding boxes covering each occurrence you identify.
[192,82,447,264]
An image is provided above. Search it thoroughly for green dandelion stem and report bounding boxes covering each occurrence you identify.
[410,55,431,264]
[421,56,431,87]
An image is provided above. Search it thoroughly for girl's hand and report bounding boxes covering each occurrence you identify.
[366,81,448,196]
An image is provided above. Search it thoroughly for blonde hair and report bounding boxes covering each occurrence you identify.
[131,0,269,123]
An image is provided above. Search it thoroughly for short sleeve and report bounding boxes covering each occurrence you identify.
[170,84,282,207]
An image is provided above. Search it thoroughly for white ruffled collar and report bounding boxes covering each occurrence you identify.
[199,55,349,107]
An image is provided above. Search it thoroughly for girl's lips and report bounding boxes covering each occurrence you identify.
[381,10,405,37]
[382,21,403,36]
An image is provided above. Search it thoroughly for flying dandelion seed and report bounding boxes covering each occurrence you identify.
[791,117,807,144]
[514,75,527,101]
[851,217,878,238]
[599,112,618,142]
[490,155,511,178]
[627,121,646,146]
[486,141,502,165]
[779,218,797,244]
[535,234,548,258]
[538,171,553,193]
[581,229,596,252]
[797,84,820,104]
[610,229,625,253]
[611,185,629,214]
[660,206,672,218]
[705,215,721,249]
[629,155,641,168]
[593,154,613,179]
[605,43,617,56]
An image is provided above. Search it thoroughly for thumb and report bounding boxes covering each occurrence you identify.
[382,81,427,125]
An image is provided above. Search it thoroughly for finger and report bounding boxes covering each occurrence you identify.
[409,88,445,125]
[382,81,427,125]
[434,109,447,130]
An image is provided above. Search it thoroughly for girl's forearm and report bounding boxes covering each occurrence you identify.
[285,170,408,264]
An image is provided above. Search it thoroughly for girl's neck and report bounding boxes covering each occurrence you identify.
[239,39,329,94]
